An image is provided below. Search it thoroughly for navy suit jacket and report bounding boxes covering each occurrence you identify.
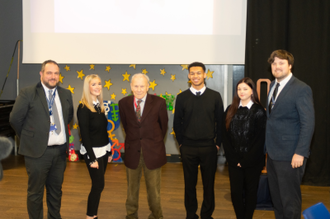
[118,94,168,170]
[265,76,315,161]
[10,82,74,158]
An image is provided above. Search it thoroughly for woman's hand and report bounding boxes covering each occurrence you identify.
[237,163,241,167]
[108,155,113,163]
[90,161,99,169]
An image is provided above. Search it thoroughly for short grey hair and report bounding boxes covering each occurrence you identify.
[131,73,150,84]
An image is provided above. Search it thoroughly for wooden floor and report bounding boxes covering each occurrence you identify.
[0,155,329,219]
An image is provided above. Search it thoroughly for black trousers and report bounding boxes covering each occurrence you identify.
[180,145,217,219]
[84,154,108,217]
[24,143,67,219]
[267,156,307,219]
[228,164,263,219]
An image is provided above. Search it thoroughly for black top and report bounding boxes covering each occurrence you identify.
[223,103,266,168]
[173,88,224,147]
[77,103,109,161]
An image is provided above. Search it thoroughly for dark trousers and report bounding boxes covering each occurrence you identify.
[267,156,307,219]
[84,154,108,217]
[180,145,217,219]
[24,143,67,219]
[228,164,263,219]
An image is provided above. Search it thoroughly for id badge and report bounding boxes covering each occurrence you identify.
[50,124,57,132]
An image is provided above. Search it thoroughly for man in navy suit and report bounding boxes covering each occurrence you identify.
[265,50,315,219]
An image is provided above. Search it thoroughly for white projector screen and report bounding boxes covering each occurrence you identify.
[23,0,247,64]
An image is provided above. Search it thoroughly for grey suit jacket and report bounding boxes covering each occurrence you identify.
[10,82,74,158]
[265,76,315,161]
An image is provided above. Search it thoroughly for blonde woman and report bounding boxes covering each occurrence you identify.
[77,74,112,219]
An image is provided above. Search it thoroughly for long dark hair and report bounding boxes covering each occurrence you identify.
[225,77,262,130]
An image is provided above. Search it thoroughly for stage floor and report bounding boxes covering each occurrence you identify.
[0,155,329,219]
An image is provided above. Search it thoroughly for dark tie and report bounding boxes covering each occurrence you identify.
[49,90,61,134]
[196,91,201,96]
[136,99,142,122]
[268,83,280,114]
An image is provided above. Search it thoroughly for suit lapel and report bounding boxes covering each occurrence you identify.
[140,94,153,124]
[36,82,49,114]
[271,76,295,111]
[57,86,67,120]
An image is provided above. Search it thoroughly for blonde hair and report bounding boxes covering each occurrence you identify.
[80,74,105,113]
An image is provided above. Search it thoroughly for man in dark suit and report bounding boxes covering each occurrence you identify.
[10,60,74,219]
[118,73,168,219]
[265,50,315,219]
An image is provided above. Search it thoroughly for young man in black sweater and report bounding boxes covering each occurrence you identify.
[173,62,224,219]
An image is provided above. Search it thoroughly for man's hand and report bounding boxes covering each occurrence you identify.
[291,154,304,168]
[90,161,99,169]
[216,145,219,151]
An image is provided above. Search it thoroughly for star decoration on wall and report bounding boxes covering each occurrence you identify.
[129,64,136,69]
[149,80,157,91]
[170,74,176,81]
[67,85,75,94]
[105,65,111,72]
[111,93,116,100]
[160,69,166,75]
[170,128,176,137]
[177,89,182,95]
[188,80,192,84]
[142,69,148,74]
[73,123,78,129]
[59,74,64,83]
[90,64,95,70]
[181,64,188,70]
[165,91,171,95]
[64,65,70,71]
[172,108,175,114]
[122,88,127,95]
[122,71,130,81]
[206,69,214,79]
[77,70,85,80]
[104,80,113,90]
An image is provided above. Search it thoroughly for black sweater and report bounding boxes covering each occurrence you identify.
[173,88,224,146]
[77,104,109,161]
[223,103,266,168]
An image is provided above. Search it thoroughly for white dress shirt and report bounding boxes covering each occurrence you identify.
[268,73,293,104]
[134,94,147,116]
[190,85,206,95]
[41,82,66,146]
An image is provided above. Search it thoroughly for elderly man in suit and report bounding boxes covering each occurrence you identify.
[118,73,168,219]
[265,50,315,219]
[10,60,74,219]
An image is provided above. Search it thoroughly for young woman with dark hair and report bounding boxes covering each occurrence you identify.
[223,77,266,219]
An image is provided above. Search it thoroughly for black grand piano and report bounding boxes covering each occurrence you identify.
[0,100,15,137]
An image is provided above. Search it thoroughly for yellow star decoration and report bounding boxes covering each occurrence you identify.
[122,71,130,82]
[105,65,111,72]
[188,80,192,84]
[64,65,70,71]
[77,70,85,80]
[90,64,95,70]
[73,123,78,129]
[170,128,175,137]
[59,74,64,83]
[181,64,188,70]
[142,69,148,74]
[165,91,171,95]
[206,69,214,80]
[129,64,136,69]
[160,69,166,75]
[67,85,75,94]
[177,89,182,95]
[172,108,175,114]
[122,88,127,95]
[149,80,157,91]
[104,80,113,90]
[111,93,116,100]
[170,74,176,81]
[159,93,165,99]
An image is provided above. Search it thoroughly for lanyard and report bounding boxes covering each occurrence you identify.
[47,88,57,115]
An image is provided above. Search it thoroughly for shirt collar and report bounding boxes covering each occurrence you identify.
[190,86,206,95]
[92,99,100,106]
[239,100,254,109]
[41,82,57,96]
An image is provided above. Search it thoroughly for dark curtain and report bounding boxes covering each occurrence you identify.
[245,0,330,186]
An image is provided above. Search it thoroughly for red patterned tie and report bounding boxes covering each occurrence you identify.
[136,99,142,122]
